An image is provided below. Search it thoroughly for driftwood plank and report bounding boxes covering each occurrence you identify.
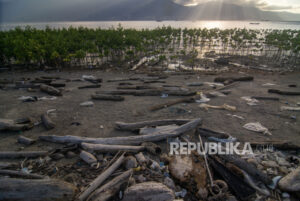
[96,89,195,96]
[268,89,300,95]
[82,143,145,153]
[0,178,77,201]
[40,119,201,145]
[87,169,133,201]
[78,153,125,201]
[115,119,191,131]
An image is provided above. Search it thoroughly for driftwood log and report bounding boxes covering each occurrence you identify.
[122,182,175,201]
[40,119,201,145]
[80,150,98,165]
[96,89,195,96]
[83,77,102,84]
[41,76,60,80]
[115,119,191,131]
[140,125,179,135]
[186,82,204,87]
[0,118,33,131]
[119,82,133,85]
[40,84,62,96]
[210,157,255,201]
[87,169,133,201]
[0,178,77,201]
[0,169,46,179]
[82,142,161,154]
[15,83,40,89]
[143,80,166,84]
[141,142,162,154]
[0,151,48,159]
[149,97,195,111]
[197,128,230,139]
[82,143,145,153]
[135,152,148,165]
[78,153,125,201]
[107,78,139,82]
[78,84,101,89]
[218,154,271,185]
[250,141,300,150]
[41,114,55,130]
[251,96,279,101]
[91,94,124,101]
[268,89,300,96]
[149,82,238,111]
[214,76,254,84]
[17,136,36,145]
[117,85,155,90]
[49,82,66,88]
[31,78,52,84]
[0,162,17,169]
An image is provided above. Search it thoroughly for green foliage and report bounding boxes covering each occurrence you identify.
[0,26,299,68]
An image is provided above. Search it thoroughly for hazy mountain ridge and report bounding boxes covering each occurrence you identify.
[1,0,300,22]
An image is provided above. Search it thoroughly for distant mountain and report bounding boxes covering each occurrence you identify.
[1,0,300,22]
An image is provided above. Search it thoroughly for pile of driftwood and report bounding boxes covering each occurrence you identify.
[0,119,202,201]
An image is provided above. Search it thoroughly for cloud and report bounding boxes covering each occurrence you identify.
[261,5,293,11]
[173,0,300,12]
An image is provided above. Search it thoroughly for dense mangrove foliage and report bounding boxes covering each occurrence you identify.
[0,26,300,70]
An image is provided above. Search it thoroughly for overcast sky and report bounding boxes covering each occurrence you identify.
[1,0,300,13]
[1,0,300,23]
[175,0,300,13]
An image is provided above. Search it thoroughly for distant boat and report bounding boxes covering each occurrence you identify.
[250,22,260,25]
